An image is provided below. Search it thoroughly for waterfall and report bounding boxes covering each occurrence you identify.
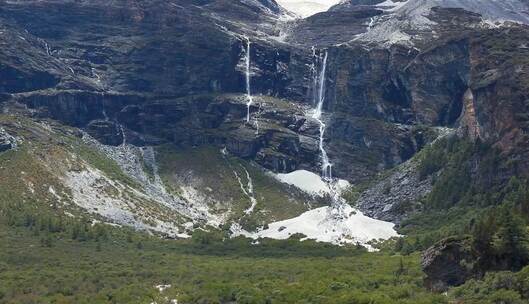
[120,124,127,146]
[368,17,375,29]
[244,37,253,123]
[312,50,333,181]
[101,94,109,121]
[44,42,51,56]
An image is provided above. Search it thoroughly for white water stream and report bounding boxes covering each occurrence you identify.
[233,166,258,215]
[244,37,253,124]
[312,50,333,182]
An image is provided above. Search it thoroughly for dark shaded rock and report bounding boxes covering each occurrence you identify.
[288,7,383,47]
[86,120,123,146]
[3,0,529,190]
[422,237,474,292]
[16,90,144,127]
[403,38,470,125]
[226,127,263,158]
[0,64,59,94]
[0,93,10,103]
[0,0,285,97]
[0,138,12,152]
[327,116,430,181]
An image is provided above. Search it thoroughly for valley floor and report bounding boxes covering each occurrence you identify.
[0,221,445,304]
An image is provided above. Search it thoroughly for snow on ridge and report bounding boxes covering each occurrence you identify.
[355,0,529,46]
[390,0,529,25]
[275,0,344,18]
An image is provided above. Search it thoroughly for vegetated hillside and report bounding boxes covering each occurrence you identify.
[0,112,322,236]
[2,0,529,303]
[1,213,443,303]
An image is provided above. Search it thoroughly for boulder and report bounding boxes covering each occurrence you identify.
[422,237,475,292]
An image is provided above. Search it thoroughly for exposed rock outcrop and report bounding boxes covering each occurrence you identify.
[457,88,481,140]
[422,237,474,292]
[355,154,432,224]
[0,128,16,152]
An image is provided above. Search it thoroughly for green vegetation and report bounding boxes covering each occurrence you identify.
[155,145,317,230]
[395,135,529,303]
[397,136,524,252]
[0,120,445,303]
[0,202,447,304]
[2,115,529,303]
[451,267,529,304]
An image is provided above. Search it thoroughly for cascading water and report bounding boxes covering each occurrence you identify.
[101,93,109,121]
[244,37,253,124]
[120,124,127,147]
[368,17,375,29]
[242,37,262,135]
[312,50,333,182]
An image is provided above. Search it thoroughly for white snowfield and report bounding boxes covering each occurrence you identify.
[275,0,343,18]
[275,169,349,197]
[235,170,399,249]
[276,0,529,21]
[234,204,398,250]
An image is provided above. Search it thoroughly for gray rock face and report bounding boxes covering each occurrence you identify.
[0,128,16,152]
[86,120,124,146]
[1,0,529,210]
[355,154,433,224]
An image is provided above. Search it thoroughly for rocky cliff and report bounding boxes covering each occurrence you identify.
[2,0,529,233]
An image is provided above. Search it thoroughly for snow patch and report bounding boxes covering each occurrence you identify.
[48,186,62,201]
[233,204,398,250]
[274,169,349,197]
[155,284,171,292]
[276,0,343,18]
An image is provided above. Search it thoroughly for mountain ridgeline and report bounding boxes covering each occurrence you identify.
[2,0,529,302]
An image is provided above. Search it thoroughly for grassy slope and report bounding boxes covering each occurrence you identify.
[0,115,189,232]
[156,145,319,230]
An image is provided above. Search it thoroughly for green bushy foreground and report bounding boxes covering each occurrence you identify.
[0,204,448,304]
[2,191,529,304]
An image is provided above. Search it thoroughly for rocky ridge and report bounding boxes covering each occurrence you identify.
[1,0,529,239]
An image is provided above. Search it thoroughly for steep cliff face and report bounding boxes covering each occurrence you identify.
[2,0,529,228]
[468,26,529,176]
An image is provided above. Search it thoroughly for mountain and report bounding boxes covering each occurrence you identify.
[2,0,529,302]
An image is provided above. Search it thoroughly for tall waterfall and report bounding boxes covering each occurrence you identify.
[244,37,253,123]
[312,50,333,181]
